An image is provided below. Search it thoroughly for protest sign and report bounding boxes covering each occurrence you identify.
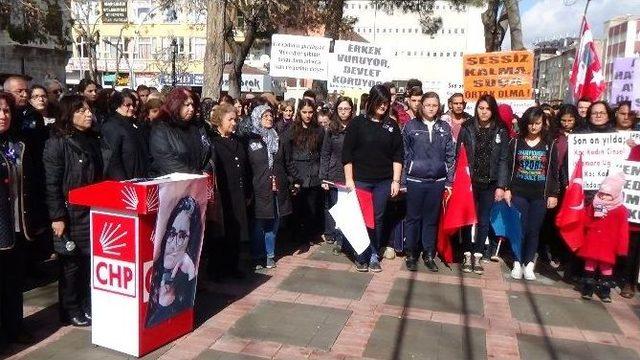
[568,132,640,190]
[327,40,392,91]
[633,58,640,112]
[611,58,636,108]
[329,189,370,255]
[463,50,534,101]
[620,161,640,224]
[269,34,331,80]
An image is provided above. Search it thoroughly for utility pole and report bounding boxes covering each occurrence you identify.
[171,38,177,87]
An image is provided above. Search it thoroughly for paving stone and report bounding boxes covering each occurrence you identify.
[23,282,59,308]
[308,242,354,264]
[420,258,481,278]
[228,300,351,351]
[22,329,173,359]
[386,278,484,316]
[518,334,640,360]
[363,315,486,360]
[196,350,265,360]
[501,262,573,288]
[633,305,640,321]
[508,291,621,333]
[278,266,372,300]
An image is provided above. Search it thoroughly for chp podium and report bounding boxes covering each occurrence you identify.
[69,173,209,357]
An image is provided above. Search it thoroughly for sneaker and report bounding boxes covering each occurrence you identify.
[581,274,595,300]
[523,262,536,281]
[355,262,369,272]
[472,253,484,275]
[405,256,418,272]
[422,254,439,272]
[266,257,277,269]
[596,278,613,303]
[383,247,396,260]
[621,283,636,299]
[461,252,473,273]
[369,261,382,273]
[511,261,523,279]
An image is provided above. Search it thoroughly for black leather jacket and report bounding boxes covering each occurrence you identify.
[148,120,214,177]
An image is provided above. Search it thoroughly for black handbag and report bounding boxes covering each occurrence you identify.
[53,234,78,256]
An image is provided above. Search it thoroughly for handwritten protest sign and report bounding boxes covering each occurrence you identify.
[611,58,640,111]
[619,161,640,224]
[327,40,392,91]
[269,34,331,80]
[463,50,534,101]
[568,132,640,190]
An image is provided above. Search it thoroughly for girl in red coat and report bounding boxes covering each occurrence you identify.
[579,172,629,302]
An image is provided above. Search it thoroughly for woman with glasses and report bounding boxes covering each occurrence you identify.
[100,91,149,180]
[44,95,105,327]
[574,101,615,134]
[342,85,404,272]
[320,97,354,255]
[402,92,455,272]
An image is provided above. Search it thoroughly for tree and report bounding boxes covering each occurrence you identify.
[202,0,227,100]
[65,0,103,82]
[371,0,524,52]
[0,0,70,48]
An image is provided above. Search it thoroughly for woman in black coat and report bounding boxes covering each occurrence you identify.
[148,87,214,177]
[284,98,325,243]
[246,105,294,268]
[207,103,250,279]
[101,91,149,180]
[320,97,353,255]
[44,95,105,327]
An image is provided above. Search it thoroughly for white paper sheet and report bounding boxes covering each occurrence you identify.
[329,189,370,255]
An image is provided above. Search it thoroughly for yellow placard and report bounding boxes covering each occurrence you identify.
[463,50,534,101]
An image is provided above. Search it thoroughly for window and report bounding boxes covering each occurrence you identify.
[102,36,122,59]
[137,7,150,22]
[135,37,152,59]
[191,37,206,60]
[75,36,90,58]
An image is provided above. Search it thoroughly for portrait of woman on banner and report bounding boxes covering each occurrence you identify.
[145,196,202,328]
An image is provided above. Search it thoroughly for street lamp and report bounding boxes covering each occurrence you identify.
[171,38,177,87]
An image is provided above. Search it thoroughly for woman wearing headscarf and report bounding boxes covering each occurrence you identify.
[245,105,294,268]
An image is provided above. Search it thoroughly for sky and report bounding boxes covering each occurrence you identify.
[517,0,640,46]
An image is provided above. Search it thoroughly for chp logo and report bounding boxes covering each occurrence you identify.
[92,212,137,297]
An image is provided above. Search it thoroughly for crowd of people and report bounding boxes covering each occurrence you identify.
[0,74,638,345]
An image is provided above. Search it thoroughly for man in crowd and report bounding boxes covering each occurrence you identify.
[137,85,151,105]
[441,93,472,142]
[405,86,423,119]
[44,78,64,106]
[577,97,592,124]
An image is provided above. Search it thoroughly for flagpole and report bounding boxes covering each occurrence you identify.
[582,0,591,19]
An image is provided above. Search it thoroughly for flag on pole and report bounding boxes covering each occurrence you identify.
[569,17,605,102]
[437,145,477,263]
[555,155,586,251]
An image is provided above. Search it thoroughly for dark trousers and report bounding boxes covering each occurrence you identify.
[292,186,323,241]
[466,184,495,254]
[355,180,391,264]
[0,240,24,339]
[512,195,547,264]
[207,218,241,278]
[623,232,640,286]
[59,254,90,318]
[405,180,445,256]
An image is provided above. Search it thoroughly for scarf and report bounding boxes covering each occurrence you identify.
[251,105,278,168]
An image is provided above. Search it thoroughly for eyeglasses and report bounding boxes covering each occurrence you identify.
[337,107,352,111]
[592,111,608,117]
[167,228,189,246]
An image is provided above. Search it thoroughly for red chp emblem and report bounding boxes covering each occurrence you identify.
[92,212,137,297]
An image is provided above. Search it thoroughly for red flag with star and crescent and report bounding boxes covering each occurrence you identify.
[436,145,477,263]
[569,18,605,102]
[555,155,586,252]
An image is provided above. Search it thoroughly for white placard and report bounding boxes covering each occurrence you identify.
[568,132,640,190]
[329,189,370,255]
[269,34,331,80]
[619,161,640,224]
[327,40,392,91]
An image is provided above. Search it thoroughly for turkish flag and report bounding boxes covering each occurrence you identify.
[437,146,477,263]
[569,18,605,102]
[355,187,374,229]
[555,156,586,252]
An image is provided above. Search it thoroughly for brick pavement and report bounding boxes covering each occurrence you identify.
[4,241,640,360]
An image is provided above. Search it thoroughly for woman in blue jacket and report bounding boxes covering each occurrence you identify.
[402,92,455,272]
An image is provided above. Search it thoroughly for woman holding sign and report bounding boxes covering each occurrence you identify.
[457,94,509,275]
[342,85,404,273]
[505,107,559,281]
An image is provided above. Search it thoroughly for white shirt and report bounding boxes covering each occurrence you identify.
[422,119,435,142]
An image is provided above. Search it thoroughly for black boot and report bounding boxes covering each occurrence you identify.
[596,276,613,303]
[422,253,439,272]
[581,272,596,300]
[405,254,418,272]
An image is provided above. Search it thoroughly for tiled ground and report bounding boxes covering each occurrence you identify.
[4,242,640,360]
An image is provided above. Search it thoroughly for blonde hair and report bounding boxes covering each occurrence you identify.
[210,103,236,127]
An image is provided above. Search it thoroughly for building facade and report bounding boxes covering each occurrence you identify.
[602,15,640,101]
[343,0,485,97]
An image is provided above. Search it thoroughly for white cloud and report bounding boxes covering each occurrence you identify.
[519,0,640,47]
